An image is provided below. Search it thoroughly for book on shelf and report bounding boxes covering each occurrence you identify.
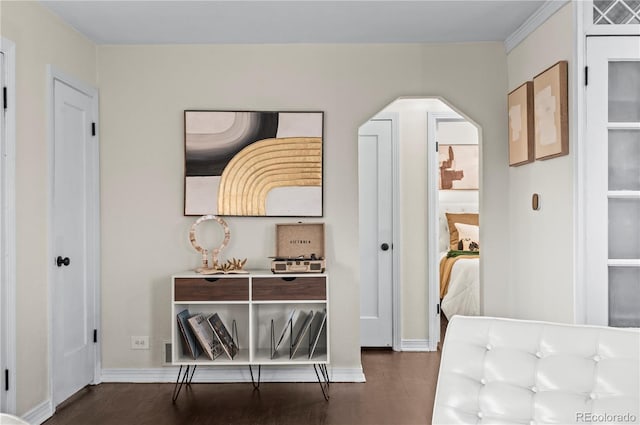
[187,313,224,360]
[272,308,297,358]
[176,309,202,360]
[308,308,327,359]
[290,310,315,359]
[207,313,239,360]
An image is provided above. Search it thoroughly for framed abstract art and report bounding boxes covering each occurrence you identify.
[184,110,324,216]
[438,144,479,190]
[508,81,534,166]
[533,61,569,160]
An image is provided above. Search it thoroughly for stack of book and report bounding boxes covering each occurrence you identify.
[176,309,238,360]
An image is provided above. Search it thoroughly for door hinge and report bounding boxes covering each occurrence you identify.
[4,369,8,391]
[436,304,440,315]
[435,141,439,152]
[3,87,7,110]
[584,66,588,86]
[93,329,98,343]
[91,122,96,137]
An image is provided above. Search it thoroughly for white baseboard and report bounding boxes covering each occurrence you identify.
[21,399,53,425]
[400,339,432,352]
[102,366,365,383]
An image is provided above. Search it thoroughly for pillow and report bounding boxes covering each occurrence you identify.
[454,222,480,251]
[445,212,479,250]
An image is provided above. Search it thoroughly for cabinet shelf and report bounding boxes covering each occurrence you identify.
[175,300,250,305]
[173,348,252,365]
[608,259,640,267]
[253,349,328,365]
[252,299,327,305]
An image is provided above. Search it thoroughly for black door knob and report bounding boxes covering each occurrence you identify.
[56,256,70,267]
[381,243,390,251]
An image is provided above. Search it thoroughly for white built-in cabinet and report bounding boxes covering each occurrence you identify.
[585,35,640,327]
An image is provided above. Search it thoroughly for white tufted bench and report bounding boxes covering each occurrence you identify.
[433,316,640,424]
[0,413,30,424]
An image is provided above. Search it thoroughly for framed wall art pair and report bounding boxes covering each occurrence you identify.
[508,60,568,167]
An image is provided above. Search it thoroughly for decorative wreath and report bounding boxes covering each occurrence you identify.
[189,215,230,269]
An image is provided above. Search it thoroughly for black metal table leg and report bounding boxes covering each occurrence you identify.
[172,365,193,403]
[172,365,197,402]
[313,364,330,401]
[187,365,197,384]
[249,365,261,390]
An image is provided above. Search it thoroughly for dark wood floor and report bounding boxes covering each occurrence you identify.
[43,349,442,425]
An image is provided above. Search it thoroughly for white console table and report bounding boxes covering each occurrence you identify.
[170,270,330,401]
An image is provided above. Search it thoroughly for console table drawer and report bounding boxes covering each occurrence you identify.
[252,277,326,301]
[174,278,249,301]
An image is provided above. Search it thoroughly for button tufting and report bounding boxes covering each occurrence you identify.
[480,378,486,385]
[530,421,536,425]
[590,393,597,400]
[486,344,492,351]
[477,412,484,419]
[530,386,537,393]
[593,355,601,362]
[535,351,542,358]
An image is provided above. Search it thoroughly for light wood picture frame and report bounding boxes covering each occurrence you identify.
[508,81,534,166]
[533,61,569,160]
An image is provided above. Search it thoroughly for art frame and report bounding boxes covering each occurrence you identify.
[438,144,479,190]
[507,81,534,166]
[184,110,324,217]
[533,61,569,161]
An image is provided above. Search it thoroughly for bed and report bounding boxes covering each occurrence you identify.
[438,204,479,319]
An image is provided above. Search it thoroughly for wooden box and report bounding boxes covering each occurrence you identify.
[275,223,325,259]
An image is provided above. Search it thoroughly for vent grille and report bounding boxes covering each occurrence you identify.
[163,341,172,365]
[594,0,640,25]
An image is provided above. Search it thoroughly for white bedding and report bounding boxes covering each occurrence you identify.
[440,254,479,319]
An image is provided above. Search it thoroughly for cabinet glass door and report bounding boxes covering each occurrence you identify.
[607,59,640,326]
[586,37,640,327]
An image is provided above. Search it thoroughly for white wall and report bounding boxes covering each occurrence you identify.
[0,5,512,413]
[0,1,97,415]
[506,3,575,323]
[97,43,509,369]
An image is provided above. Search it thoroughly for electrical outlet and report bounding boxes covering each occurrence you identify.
[131,336,149,350]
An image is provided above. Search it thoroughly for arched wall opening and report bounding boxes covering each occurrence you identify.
[358,96,483,350]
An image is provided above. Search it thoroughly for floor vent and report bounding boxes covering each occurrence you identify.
[163,341,172,365]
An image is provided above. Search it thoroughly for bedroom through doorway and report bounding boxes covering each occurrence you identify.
[358,97,482,351]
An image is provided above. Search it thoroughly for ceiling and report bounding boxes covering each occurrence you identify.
[39,0,547,45]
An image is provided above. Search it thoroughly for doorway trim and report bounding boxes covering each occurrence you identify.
[426,111,465,351]
[380,112,401,352]
[46,66,102,412]
[359,112,401,351]
[427,108,482,350]
[0,36,17,415]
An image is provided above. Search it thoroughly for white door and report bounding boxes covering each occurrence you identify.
[359,119,393,347]
[0,40,16,414]
[585,36,640,327]
[0,49,6,412]
[52,79,97,405]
